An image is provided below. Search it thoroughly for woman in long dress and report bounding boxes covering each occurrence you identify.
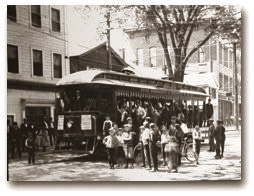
[164,126,179,173]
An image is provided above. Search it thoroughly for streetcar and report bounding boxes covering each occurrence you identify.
[54,69,209,157]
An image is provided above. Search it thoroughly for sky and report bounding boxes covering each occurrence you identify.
[66,5,136,65]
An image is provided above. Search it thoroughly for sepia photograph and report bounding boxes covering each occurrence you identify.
[6,4,242,182]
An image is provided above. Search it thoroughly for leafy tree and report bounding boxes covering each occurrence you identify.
[133,5,241,81]
[76,5,241,82]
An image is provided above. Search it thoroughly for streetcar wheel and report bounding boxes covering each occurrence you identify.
[185,143,196,162]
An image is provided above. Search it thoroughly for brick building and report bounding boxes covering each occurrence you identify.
[7,5,68,126]
[124,26,241,123]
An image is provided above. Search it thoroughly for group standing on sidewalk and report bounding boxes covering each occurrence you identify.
[101,99,227,173]
[7,116,57,165]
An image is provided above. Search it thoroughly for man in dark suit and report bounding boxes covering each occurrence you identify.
[9,122,22,159]
[20,118,30,152]
[206,99,214,126]
[213,120,223,159]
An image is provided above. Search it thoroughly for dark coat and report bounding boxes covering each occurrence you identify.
[213,125,223,141]
[20,123,29,137]
[208,124,215,138]
[206,103,214,118]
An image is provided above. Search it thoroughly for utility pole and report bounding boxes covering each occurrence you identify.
[106,12,112,70]
[233,42,239,131]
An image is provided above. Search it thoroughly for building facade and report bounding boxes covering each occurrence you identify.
[69,42,129,73]
[125,27,241,123]
[7,5,69,126]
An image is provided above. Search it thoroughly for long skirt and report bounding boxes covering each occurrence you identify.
[165,142,179,170]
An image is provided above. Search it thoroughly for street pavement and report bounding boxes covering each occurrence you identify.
[8,130,241,181]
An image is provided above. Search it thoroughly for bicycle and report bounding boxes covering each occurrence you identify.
[133,136,196,165]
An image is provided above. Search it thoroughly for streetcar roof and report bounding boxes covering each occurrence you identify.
[56,69,208,97]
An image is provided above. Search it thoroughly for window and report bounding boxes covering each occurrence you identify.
[229,77,233,93]
[33,49,43,76]
[198,47,205,63]
[26,107,50,127]
[7,5,16,21]
[219,43,223,64]
[51,8,60,32]
[223,47,228,67]
[136,48,143,66]
[119,48,125,61]
[7,44,19,73]
[53,53,62,78]
[229,50,233,70]
[31,5,41,27]
[219,73,223,90]
[224,75,229,92]
[149,47,156,67]
[209,88,216,99]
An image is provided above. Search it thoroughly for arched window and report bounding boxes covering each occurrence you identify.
[136,48,144,66]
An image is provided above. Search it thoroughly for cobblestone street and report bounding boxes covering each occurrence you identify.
[8,130,241,181]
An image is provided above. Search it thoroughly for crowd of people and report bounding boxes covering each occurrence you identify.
[102,99,225,173]
[7,117,56,165]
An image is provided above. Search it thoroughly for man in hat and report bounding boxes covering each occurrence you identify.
[135,100,146,127]
[71,90,84,111]
[206,98,214,126]
[169,116,184,166]
[219,120,226,158]
[9,122,22,159]
[213,120,224,159]
[20,118,29,152]
[207,118,215,152]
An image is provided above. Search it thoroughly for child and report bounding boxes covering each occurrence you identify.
[103,128,119,169]
[141,122,152,170]
[25,133,36,165]
[139,125,146,167]
[102,114,113,137]
[192,125,202,165]
[112,122,119,134]
[116,128,125,168]
[122,124,135,169]
[149,123,160,172]
[161,124,169,166]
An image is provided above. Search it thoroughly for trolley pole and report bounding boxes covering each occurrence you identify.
[233,42,239,131]
[106,12,112,70]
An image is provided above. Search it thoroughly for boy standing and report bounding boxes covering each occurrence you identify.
[141,122,152,170]
[122,124,135,169]
[192,125,202,165]
[102,115,113,137]
[116,128,125,168]
[150,123,160,172]
[103,128,119,169]
[25,133,36,165]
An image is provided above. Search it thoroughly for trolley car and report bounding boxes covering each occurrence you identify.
[54,69,208,155]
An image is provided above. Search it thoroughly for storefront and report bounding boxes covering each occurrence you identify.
[7,79,56,126]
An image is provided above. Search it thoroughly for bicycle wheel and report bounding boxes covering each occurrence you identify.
[133,144,142,165]
[185,143,196,162]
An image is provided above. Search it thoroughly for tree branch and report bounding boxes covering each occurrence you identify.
[183,32,213,64]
